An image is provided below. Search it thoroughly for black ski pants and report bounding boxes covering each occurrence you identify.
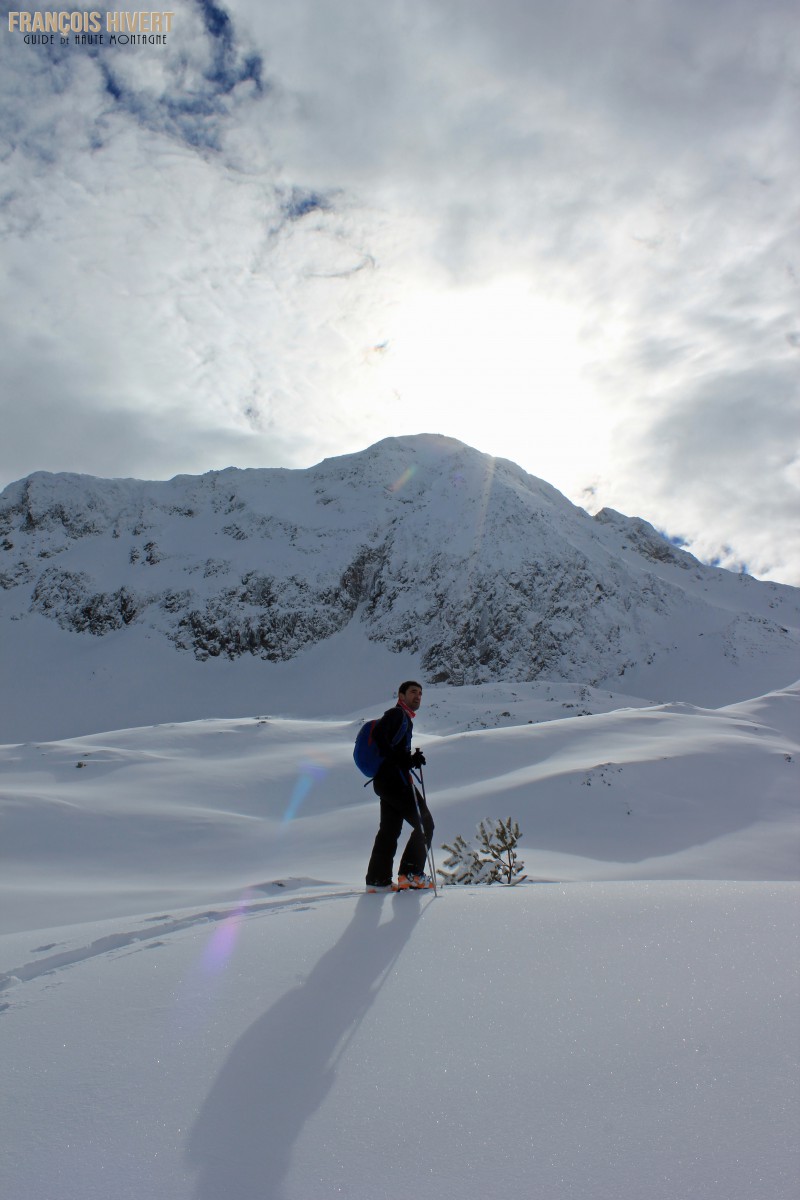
[365,774,434,885]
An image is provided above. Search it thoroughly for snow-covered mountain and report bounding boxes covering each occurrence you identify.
[2,434,799,741]
[3,434,799,1199]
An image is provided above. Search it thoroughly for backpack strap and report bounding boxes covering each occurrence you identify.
[389,711,409,750]
[363,711,409,784]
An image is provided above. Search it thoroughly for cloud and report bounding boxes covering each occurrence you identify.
[0,0,393,474]
[596,362,800,582]
[95,0,265,152]
[0,0,798,582]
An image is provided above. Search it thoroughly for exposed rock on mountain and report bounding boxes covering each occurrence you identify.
[2,435,799,716]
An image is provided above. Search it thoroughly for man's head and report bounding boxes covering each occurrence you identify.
[398,680,423,712]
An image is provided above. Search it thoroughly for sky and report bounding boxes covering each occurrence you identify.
[1,0,798,582]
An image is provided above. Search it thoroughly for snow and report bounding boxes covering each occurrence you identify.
[2,436,798,1197]
[3,435,800,743]
[2,682,798,1198]
[1,883,797,1200]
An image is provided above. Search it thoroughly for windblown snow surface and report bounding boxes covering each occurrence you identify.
[1,678,798,1199]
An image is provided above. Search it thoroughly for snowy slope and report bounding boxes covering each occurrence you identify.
[2,884,796,1200]
[2,434,799,742]
[1,681,798,1198]
[2,434,799,1199]
[1,681,798,934]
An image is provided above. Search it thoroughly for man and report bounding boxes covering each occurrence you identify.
[365,680,434,892]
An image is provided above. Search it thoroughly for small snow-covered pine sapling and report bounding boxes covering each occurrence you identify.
[438,834,491,885]
[439,819,526,885]
[476,817,527,886]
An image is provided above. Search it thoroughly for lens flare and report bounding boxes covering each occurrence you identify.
[282,760,328,825]
[201,892,252,974]
[388,464,417,493]
[465,454,497,597]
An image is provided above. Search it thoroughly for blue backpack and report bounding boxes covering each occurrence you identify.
[353,712,408,779]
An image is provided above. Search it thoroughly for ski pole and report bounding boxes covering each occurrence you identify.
[419,768,439,894]
[411,766,438,897]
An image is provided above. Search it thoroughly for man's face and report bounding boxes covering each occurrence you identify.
[400,684,423,711]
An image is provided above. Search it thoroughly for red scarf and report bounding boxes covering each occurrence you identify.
[397,699,416,721]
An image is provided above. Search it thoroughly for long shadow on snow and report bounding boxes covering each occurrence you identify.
[187,892,422,1199]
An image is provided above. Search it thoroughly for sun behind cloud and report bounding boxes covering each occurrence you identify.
[369,277,611,488]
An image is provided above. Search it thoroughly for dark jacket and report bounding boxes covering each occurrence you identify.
[372,704,414,794]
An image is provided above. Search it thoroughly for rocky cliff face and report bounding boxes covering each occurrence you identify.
[2,435,799,697]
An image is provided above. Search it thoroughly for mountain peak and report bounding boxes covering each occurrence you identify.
[1,438,799,741]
